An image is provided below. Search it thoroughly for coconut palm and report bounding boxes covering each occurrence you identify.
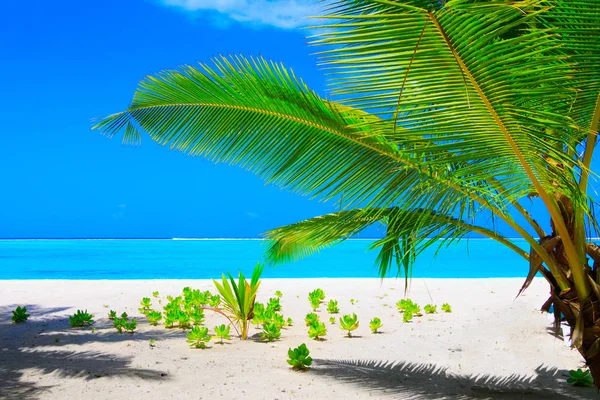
[94,0,600,385]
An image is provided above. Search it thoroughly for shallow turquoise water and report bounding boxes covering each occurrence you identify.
[0,239,529,279]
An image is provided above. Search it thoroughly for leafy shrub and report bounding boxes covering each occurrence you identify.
[272,313,286,329]
[267,297,282,312]
[187,326,211,349]
[287,344,312,371]
[260,322,281,342]
[146,310,162,326]
[326,300,340,314]
[305,312,319,327]
[213,263,263,340]
[442,303,452,313]
[339,313,359,337]
[251,302,267,326]
[69,310,94,327]
[308,321,327,340]
[567,369,594,387]
[424,304,437,314]
[369,317,383,333]
[114,312,136,333]
[275,290,283,298]
[213,324,231,344]
[402,310,413,323]
[189,307,205,326]
[208,294,221,308]
[11,306,29,323]
[396,299,421,316]
[108,310,117,320]
[139,297,152,314]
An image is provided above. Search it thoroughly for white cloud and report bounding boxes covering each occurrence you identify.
[160,0,321,29]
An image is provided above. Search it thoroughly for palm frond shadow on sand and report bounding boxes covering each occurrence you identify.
[311,359,597,400]
[0,305,170,400]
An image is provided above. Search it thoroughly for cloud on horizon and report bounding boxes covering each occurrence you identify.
[159,0,321,29]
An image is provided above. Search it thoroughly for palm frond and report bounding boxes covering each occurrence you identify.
[264,207,527,278]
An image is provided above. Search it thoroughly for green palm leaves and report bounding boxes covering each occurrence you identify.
[213,263,264,340]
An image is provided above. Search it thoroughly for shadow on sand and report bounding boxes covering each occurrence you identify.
[310,358,597,400]
[0,304,171,400]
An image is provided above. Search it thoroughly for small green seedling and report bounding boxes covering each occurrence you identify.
[146,310,162,326]
[339,313,359,337]
[326,300,340,314]
[396,299,421,316]
[114,312,135,333]
[275,290,283,298]
[308,291,321,311]
[424,304,437,314]
[125,319,137,333]
[350,298,358,305]
[442,303,452,313]
[251,302,267,327]
[189,307,205,326]
[267,297,282,312]
[403,310,413,323]
[272,313,286,329]
[287,343,312,371]
[108,310,117,320]
[213,324,231,344]
[11,306,29,323]
[187,326,211,349]
[152,291,159,298]
[69,310,94,327]
[260,322,282,342]
[369,317,383,333]
[567,369,594,387]
[305,312,319,327]
[208,294,221,308]
[149,338,156,348]
[329,316,336,324]
[121,312,128,319]
[286,317,293,326]
[308,321,327,340]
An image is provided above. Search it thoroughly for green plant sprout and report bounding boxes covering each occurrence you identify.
[424,304,437,314]
[442,303,452,313]
[139,297,152,314]
[326,300,340,314]
[567,369,594,387]
[396,299,421,316]
[11,306,29,323]
[275,290,283,298]
[339,313,359,337]
[69,310,94,327]
[260,322,281,342]
[272,313,286,329]
[350,298,358,305]
[329,317,336,324]
[267,297,282,312]
[305,312,319,327]
[251,302,266,327]
[189,307,205,326]
[149,338,156,348]
[146,310,162,326]
[208,294,221,308]
[308,291,321,311]
[287,344,312,371]
[124,319,137,333]
[308,321,327,340]
[213,262,263,340]
[369,317,383,333]
[187,326,211,349]
[286,317,293,326]
[403,310,413,323]
[213,324,231,344]
[108,310,117,320]
[152,291,159,298]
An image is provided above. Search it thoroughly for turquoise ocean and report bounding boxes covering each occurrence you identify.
[0,239,529,279]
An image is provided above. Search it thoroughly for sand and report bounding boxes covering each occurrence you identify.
[0,277,596,399]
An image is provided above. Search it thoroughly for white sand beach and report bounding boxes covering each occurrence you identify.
[0,278,596,399]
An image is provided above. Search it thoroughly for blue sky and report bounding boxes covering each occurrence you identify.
[0,0,595,239]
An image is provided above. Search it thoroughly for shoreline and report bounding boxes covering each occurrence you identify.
[0,277,594,399]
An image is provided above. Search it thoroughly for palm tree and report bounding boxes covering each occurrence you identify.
[94,0,600,385]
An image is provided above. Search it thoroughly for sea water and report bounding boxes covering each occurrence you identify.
[0,239,529,279]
